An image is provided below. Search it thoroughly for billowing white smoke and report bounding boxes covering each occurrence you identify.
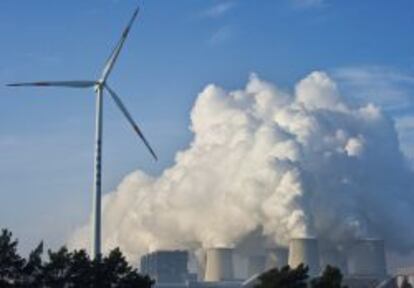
[69,71,414,261]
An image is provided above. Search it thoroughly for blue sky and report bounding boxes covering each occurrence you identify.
[1,0,414,256]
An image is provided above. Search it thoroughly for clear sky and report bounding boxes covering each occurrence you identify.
[1,0,414,257]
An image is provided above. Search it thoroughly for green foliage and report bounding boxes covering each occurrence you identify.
[256,264,309,288]
[401,277,413,288]
[43,247,74,287]
[310,266,346,288]
[93,248,153,287]
[256,264,347,288]
[69,250,93,287]
[0,228,154,288]
[21,242,44,287]
[0,229,25,287]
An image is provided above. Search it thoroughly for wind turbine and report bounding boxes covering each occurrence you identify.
[7,5,157,260]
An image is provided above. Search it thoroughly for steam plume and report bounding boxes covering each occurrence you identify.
[69,71,414,261]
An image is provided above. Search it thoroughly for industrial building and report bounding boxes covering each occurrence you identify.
[140,250,194,283]
[139,237,414,288]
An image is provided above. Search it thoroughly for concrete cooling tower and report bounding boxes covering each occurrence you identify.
[265,248,288,270]
[288,238,320,276]
[347,239,387,277]
[319,247,347,275]
[204,248,234,282]
[247,255,266,277]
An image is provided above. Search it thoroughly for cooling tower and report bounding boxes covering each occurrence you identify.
[347,239,386,277]
[247,255,266,277]
[288,238,320,275]
[204,248,234,282]
[319,247,347,275]
[265,248,288,270]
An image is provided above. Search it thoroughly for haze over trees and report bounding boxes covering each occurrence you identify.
[0,229,153,287]
[256,264,347,288]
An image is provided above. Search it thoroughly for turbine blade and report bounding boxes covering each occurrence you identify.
[6,80,96,88]
[105,85,158,161]
[100,5,140,83]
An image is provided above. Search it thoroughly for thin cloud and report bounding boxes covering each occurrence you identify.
[208,25,233,46]
[291,0,325,9]
[201,2,236,19]
[333,65,414,113]
[332,65,414,166]
[395,115,414,166]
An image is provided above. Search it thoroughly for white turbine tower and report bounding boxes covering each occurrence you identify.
[7,5,157,260]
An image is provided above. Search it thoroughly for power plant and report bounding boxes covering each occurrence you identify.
[140,250,192,283]
[204,248,235,282]
[138,237,397,288]
[288,238,320,276]
[247,255,266,278]
[347,239,387,277]
[264,247,288,270]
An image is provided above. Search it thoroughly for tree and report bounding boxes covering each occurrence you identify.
[96,248,131,286]
[401,277,413,288]
[21,242,44,287]
[0,229,25,287]
[68,249,93,287]
[0,227,154,287]
[256,264,309,288]
[310,266,346,288]
[42,247,73,287]
[118,272,153,288]
[94,248,154,288]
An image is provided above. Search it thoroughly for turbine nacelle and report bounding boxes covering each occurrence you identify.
[95,82,103,92]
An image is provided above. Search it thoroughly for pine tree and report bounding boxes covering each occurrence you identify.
[68,249,93,287]
[0,227,154,288]
[256,264,309,288]
[21,242,44,287]
[401,277,413,288]
[0,229,25,287]
[42,247,73,287]
[310,265,346,288]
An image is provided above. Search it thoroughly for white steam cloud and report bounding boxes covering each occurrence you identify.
[69,71,414,261]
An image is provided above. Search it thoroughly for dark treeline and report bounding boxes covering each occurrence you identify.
[0,229,154,287]
[256,264,347,288]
